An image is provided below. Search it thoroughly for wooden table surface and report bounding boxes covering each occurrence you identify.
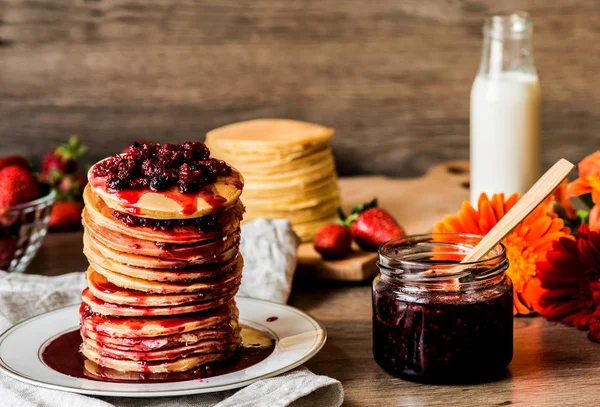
[29,231,599,406]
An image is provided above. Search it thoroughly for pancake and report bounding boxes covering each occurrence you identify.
[228,147,333,175]
[241,155,335,183]
[82,287,238,317]
[83,231,240,276]
[81,341,233,373]
[211,142,330,166]
[242,188,340,212]
[79,302,238,338]
[240,165,336,191]
[90,258,243,294]
[83,360,171,381]
[240,177,338,199]
[292,216,338,242]
[82,336,232,361]
[86,268,240,307]
[206,118,333,149]
[83,210,240,261]
[81,323,236,351]
[88,162,244,219]
[83,187,244,244]
[245,198,340,224]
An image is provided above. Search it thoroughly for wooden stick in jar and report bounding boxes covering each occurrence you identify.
[461,158,575,264]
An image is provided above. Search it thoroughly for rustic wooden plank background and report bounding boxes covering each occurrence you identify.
[1,0,598,176]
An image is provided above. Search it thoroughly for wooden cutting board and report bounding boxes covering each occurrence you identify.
[296,160,470,281]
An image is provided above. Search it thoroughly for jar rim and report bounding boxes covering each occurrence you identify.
[378,233,507,283]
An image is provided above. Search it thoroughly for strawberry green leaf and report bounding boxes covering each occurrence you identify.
[55,137,88,162]
[350,198,378,215]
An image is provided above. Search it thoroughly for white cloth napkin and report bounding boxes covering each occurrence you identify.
[0,219,343,407]
[238,218,301,304]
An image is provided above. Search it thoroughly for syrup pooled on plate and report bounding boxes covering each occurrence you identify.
[42,326,275,383]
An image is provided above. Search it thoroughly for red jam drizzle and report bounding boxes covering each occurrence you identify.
[41,327,275,383]
[116,186,226,216]
[80,303,232,332]
[88,273,240,307]
[161,189,200,215]
[222,174,244,190]
[198,185,227,209]
[115,189,142,215]
[266,317,278,322]
[89,176,105,189]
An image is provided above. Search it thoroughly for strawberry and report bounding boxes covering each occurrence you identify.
[0,166,40,211]
[341,199,406,251]
[0,155,30,172]
[313,224,353,260]
[41,137,87,178]
[49,201,83,230]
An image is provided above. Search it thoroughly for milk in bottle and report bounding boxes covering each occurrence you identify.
[470,12,541,205]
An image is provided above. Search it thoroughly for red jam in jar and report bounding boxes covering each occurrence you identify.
[373,234,513,383]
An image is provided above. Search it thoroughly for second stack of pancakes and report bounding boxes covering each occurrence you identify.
[79,142,245,376]
[206,119,341,242]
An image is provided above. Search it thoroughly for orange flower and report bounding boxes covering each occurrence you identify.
[434,193,571,315]
[547,180,576,220]
[567,151,600,203]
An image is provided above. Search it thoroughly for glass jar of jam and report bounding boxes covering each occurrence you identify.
[373,233,513,383]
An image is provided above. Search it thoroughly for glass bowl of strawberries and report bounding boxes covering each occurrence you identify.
[0,158,56,273]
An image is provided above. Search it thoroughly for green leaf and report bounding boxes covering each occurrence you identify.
[56,136,88,162]
[350,198,378,215]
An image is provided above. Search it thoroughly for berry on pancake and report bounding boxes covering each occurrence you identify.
[93,142,231,193]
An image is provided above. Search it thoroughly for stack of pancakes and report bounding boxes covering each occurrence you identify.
[206,119,341,242]
[79,153,245,375]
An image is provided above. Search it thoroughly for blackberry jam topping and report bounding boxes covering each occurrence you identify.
[112,210,222,233]
[92,142,232,193]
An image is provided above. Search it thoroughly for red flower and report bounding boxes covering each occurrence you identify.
[590,287,600,343]
[535,225,600,330]
[589,205,600,233]
[576,225,600,275]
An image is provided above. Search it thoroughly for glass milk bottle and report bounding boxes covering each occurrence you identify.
[470,12,541,205]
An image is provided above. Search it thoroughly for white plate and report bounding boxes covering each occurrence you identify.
[0,297,326,397]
